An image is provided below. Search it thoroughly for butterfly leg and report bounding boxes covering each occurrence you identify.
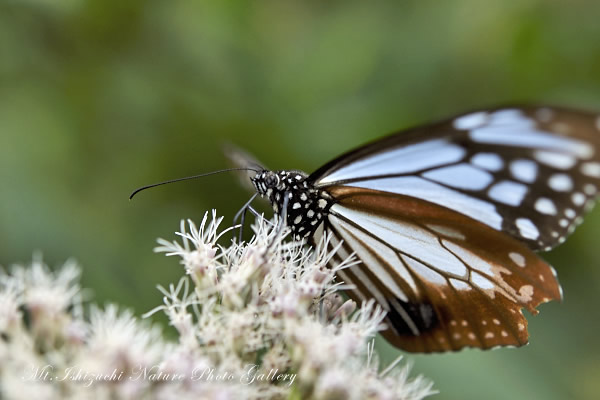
[233,193,258,243]
[267,192,290,252]
[239,205,276,243]
[233,193,258,225]
[247,206,275,226]
[237,207,248,244]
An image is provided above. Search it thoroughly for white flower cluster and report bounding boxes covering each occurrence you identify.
[0,211,435,400]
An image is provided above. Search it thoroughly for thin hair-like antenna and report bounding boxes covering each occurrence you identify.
[129,167,260,200]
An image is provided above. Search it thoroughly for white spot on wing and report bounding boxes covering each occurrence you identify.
[510,159,538,183]
[583,184,597,196]
[488,180,528,206]
[509,252,526,267]
[471,153,504,171]
[534,151,576,170]
[519,285,534,302]
[516,218,540,240]
[347,177,503,230]
[548,173,573,192]
[423,163,494,190]
[317,139,466,185]
[453,111,488,130]
[565,208,576,219]
[581,162,600,178]
[571,192,585,206]
[534,197,557,215]
[585,200,595,212]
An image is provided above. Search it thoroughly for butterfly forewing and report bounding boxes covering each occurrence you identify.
[323,186,562,352]
[245,105,599,353]
[310,106,600,251]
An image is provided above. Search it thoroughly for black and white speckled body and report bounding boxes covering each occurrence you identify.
[251,170,334,240]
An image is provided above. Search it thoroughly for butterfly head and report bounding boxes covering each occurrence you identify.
[252,170,283,198]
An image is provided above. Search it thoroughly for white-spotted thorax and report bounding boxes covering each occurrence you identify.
[251,170,334,240]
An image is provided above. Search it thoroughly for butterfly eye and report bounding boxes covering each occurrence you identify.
[265,173,279,188]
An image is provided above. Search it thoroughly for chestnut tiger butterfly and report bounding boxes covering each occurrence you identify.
[135,106,600,353]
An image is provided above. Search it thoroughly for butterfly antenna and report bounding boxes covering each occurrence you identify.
[129,167,260,200]
[232,193,259,243]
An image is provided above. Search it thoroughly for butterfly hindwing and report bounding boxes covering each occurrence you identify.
[311,106,600,251]
[322,185,561,352]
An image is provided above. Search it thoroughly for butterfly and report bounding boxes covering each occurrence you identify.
[241,105,600,353]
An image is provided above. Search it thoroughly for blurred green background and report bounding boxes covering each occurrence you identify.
[1,0,599,398]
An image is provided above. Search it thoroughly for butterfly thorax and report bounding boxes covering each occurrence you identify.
[251,170,334,240]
